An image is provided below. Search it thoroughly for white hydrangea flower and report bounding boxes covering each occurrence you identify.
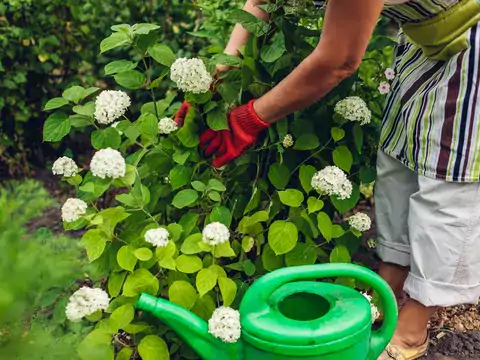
[158,117,178,135]
[52,156,79,178]
[362,292,380,324]
[385,68,396,80]
[348,212,372,232]
[208,307,241,343]
[61,198,88,222]
[90,148,126,179]
[378,82,391,95]
[202,222,230,245]
[282,134,294,148]
[94,90,131,125]
[170,58,213,94]
[311,166,353,200]
[367,238,378,249]
[145,228,170,247]
[334,96,372,126]
[66,287,110,322]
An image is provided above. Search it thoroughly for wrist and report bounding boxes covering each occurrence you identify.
[252,98,276,124]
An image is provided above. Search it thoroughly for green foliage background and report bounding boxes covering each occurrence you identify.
[40,1,396,359]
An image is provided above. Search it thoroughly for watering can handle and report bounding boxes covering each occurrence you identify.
[241,263,397,359]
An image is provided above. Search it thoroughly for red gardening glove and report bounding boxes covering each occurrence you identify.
[199,100,270,168]
[173,101,191,127]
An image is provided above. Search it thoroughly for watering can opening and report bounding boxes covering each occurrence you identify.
[277,292,331,322]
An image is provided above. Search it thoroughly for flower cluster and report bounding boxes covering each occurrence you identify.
[158,117,178,135]
[208,307,242,343]
[202,222,230,245]
[66,287,110,322]
[348,212,372,232]
[334,96,372,126]
[144,228,170,247]
[362,292,380,324]
[311,166,353,200]
[170,58,213,94]
[94,90,131,125]
[61,198,88,222]
[90,148,126,179]
[52,156,79,178]
[367,238,378,249]
[282,134,294,148]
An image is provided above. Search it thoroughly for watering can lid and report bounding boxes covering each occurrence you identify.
[241,282,373,349]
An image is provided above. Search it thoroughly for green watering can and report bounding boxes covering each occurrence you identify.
[136,263,397,360]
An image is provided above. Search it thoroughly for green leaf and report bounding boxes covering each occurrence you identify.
[80,229,110,262]
[123,269,159,297]
[211,53,243,67]
[268,163,290,190]
[285,243,317,266]
[191,181,206,192]
[299,165,316,194]
[333,145,353,172]
[43,111,71,142]
[44,97,69,111]
[307,197,324,213]
[62,86,85,103]
[331,184,360,214]
[209,264,227,278]
[70,114,92,128]
[293,134,320,150]
[138,335,169,360]
[196,268,218,296]
[218,277,237,306]
[206,107,228,130]
[92,128,122,150]
[179,212,199,237]
[261,32,285,63]
[331,127,345,142]
[94,206,131,233]
[262,243,284,271]
[278,189,304,207]
[156,241,177,270]
[73,101,95,117]
[110,304,134,329]
[105,60,137,75]
[185,91,212,105]
[176,255,203,273]
[78,330,114,360]
[138,113,158,145]
[167,223,183,242]
[134,248,153,261]
[353,123,364,153]
[228,9,269,36]
[168,281,198,309]
[180,233,203,254]
[317,212,333,241]
[114,70,146,89]
[192,294,215,321]
[330,245,351,263]
[116,348,133,360]
[147,44,176,67]
[360,166,376,184]
[208,179,227,192]
[172,189,198,209]
[170,165,193,190]
[242,211,269,230]
[210,206,232,227]
[117,245,138,272]
[268,221,298,255]
[212,242,236,258]
[108,272,127,297]
[100,32,131,53]
[332,224,346,238]
[132,23,161,35]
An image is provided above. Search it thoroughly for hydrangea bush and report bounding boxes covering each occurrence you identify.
[43,3,393,359]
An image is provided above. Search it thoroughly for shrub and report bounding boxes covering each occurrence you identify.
[43,2,395,359]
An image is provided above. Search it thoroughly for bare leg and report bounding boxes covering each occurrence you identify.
[391,299,439,347]
[378,261,409,303]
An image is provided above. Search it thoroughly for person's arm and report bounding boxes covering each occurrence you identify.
[224,0,269,56]
[253,0,384,123]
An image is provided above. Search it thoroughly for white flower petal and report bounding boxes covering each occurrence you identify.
[90,148,126,179]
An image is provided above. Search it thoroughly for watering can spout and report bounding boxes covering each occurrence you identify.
[137,293,238,360]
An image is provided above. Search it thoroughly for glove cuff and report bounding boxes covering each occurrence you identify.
[235,100,270,136]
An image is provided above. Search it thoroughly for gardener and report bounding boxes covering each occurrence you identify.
[177,0,480,359]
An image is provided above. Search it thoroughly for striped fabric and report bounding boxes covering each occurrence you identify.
[313,0,480,181]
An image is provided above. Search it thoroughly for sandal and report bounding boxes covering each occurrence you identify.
[378,334,429,360]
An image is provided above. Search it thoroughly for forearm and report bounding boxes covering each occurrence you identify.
[224,0,269,56]
[253,53,356,123]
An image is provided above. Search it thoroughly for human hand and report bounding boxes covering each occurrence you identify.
[199,100,270,168]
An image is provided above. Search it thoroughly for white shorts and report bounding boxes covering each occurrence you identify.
[375,150,480,307]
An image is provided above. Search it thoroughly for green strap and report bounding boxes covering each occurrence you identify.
[402,0,480,61]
